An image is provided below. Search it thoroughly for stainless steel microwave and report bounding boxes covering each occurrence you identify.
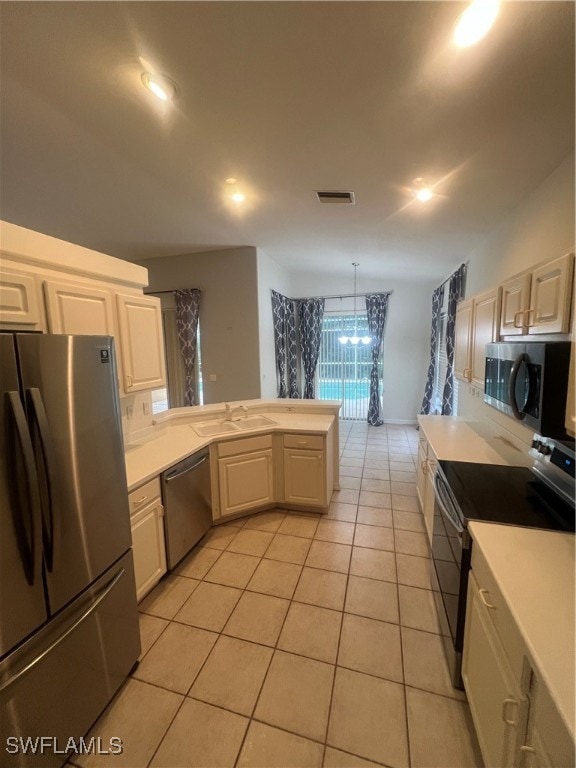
[484,342,571,438]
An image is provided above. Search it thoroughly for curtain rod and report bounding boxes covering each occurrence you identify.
[294,290,393,301]
[436,260,469,291]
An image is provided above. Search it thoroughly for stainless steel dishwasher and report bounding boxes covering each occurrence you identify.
[161,448,212,569]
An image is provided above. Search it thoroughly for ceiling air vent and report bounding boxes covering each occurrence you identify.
[316,190,356,204]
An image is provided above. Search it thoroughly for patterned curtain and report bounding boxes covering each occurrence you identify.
[298,298,325,399]
[420,285,445,415]
[271,290,300,399]
[365,293,391,426]
[174,288,202,406]
[441,264,467,415]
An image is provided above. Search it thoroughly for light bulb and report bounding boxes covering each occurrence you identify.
[338,336,349,345]
[350,336,360,345]
[454,0,500,48]
[231,193,246,203]
[361,336,372,345]
[141,72,176,102]
[416,188,433,203]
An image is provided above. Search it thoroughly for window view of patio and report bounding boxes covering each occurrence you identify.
[317,312,382,420]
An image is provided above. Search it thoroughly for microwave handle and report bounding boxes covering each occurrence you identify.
[508,353,528,420]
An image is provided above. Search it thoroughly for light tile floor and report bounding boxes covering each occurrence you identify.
[73,422,483,768]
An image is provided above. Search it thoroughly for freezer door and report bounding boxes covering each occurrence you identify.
[0,551,140,768]
[0,335,47,659]
[16,335,132,614]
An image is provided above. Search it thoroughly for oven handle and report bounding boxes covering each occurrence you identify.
[508,353,528,420]
[433,469,464,535]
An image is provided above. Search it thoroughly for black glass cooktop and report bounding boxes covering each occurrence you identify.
[439,461,575,533]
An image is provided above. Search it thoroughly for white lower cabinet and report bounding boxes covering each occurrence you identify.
[462,572,528,768]
[416,435,435,546]
[215,435,274,518]
[128,477,167,601]
[283,433,327,507]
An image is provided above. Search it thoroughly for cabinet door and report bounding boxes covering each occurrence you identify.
[454,300,473,382]
[0,271,45,330]
[44,280,115,336]
[284,448,325,506]
[422,454,436,547]
[462,572,527,768]
[528,253,574,334]
[500,272,531,336]
[416,439,428,512]
[471,287,502,388]
[131,502,167,602]
[218,449,274,516]
[116,294,166,392]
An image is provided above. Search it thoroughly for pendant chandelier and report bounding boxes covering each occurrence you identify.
[338,263,372,345]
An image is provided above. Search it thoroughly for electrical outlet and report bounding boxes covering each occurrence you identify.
[143,401,150,415]
[126,405,134,420]
[209,374,217,382]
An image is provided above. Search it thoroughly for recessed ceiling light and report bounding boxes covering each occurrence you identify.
[141,72,176,102]
[226,178,237,185]
[454,0,500,48]
[231,192,246,203]
[415,188,433,203]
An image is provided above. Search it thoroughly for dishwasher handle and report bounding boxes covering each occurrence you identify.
[164,454,208,483]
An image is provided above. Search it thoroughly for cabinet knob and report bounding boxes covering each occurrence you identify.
[524,308,536,327]
[479,588,495,609]
[501,698,519,726]
[513,310,525,328]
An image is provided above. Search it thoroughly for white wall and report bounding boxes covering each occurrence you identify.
[458,152,575,447]
[289,270,435,422]
[465,152,575,296]
[139,247,261,403]
[256,250,293,398]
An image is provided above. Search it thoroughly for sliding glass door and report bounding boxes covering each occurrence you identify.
[317,312,381,420]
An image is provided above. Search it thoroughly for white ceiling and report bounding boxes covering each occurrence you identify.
[0,2,574,281]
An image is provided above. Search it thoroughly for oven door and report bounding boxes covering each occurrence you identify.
[431,466,471,688]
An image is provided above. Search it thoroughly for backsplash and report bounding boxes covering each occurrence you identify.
[120,391,154,445]
[457,383,535,453]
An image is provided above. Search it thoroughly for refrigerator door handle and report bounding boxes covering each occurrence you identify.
[26,387,61,572]
[0,566,125,693]
[6,391,42,585]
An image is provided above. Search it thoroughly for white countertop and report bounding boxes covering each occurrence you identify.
[469,521,575,740]
[418,415,532,467]
[124,408,336,491]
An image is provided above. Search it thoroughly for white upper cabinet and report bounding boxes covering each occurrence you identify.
[470,287,501,388]
[44,280,115,336]
[0,271,45,330]
[116,294,166,392]
[454,299,473,382]
[527,253,573,334]
[500,253,574,336]
[500,272,532,336]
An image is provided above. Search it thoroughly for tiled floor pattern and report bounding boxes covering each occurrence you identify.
[73,422,482,768]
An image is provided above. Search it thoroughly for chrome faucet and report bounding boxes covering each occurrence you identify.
[225,403,248,421]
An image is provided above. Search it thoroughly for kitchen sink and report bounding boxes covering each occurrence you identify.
[235,415,277,430]
[193,415,277,436]
[193,421,241,436]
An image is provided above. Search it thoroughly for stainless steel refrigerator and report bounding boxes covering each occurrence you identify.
[0,334,140,767]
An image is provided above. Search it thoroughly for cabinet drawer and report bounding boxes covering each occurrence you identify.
[284,434,324,450]
[217,434,273,458]
[470,545,527,679]
[128,476,161,516]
